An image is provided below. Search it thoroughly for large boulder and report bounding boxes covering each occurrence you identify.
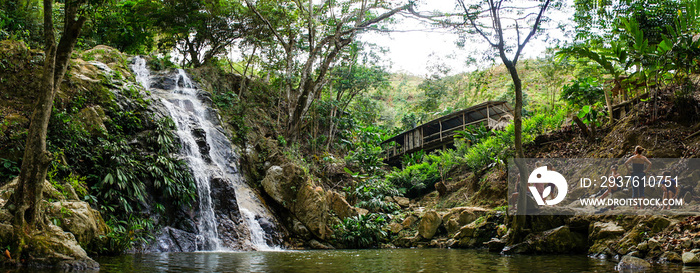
[504,226,586,254]
[442,207,488,235]
[45,201,108,247]
[617,255,651,270]
[77,106,109,136]
[418,210,442,240]
[327,191,357,219]
[261,163,334,240]
[24,224,100,271]
[683,250,700,265]
[149,227,198,252]
[588,221,625,254]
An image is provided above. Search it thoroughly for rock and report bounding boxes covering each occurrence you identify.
[308,239,334,249]
[261,163,331,240]
[617,255,651,270]
[588,222,625,241]
[680,238,692,249]
[389,223,403,234]
[684,192,692,204]
[45,201,108,247]
[661,251,682,263]
[637,241,648,252]
[648,217,671,233]
[683,251,700,265]
[402,215,419,229]
[209,176,249,249]
[501,242,531,255]
[417,210,442,240]
[441,207,487,235]
[25,223,100,270]
[149,227,197,252]
[356,208,369,215]
[435,181,447,196]
[455,223,477,239]
[647,238,661,251]
[522,226,587,254]
[327,191,357,219]
[393,196,410,208]
[292,219,311,240]
[78,106,109,136]
[485,238,506,252]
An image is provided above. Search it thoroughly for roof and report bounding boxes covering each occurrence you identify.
[382,100,513,144]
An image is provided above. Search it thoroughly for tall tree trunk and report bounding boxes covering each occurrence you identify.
[503,61,528,237]
[9,0,86,231]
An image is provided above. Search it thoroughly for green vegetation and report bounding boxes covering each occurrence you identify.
[3,0,700,255]
[333,213,388,248]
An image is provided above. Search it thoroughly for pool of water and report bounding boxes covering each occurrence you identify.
[93,249,694,273]
[4,249,699,272]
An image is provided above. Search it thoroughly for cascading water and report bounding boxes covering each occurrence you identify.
[130,56,279,251]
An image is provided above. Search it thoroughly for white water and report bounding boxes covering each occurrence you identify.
[130,56,278,251]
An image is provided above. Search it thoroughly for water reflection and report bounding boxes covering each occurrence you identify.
[93,249,692,273]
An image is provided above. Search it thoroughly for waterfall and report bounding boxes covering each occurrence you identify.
[130,56,279,251]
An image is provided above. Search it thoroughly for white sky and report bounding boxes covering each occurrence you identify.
[360,0,574,76]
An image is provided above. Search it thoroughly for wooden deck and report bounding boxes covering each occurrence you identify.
[382,101,513,165]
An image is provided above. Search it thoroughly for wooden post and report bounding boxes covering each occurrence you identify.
[439,120,443,141]
[421,127,424,148]
[462,112,466,130]
[487,104,490,128]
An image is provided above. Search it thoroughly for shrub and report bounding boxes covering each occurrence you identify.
[334,213,387,248]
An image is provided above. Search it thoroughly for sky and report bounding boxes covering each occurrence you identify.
[359,0,574,76]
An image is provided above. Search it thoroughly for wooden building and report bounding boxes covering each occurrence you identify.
[382,101,513,165]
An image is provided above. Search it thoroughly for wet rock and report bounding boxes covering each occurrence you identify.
[485,238,506,252]
[209,176,248,249]
[191,127,211,162]
[150,227,197,252]
[501,242,530,255]
[683,251,700,265]
[418,210,442,240]
[150,72,178,90]
[617,255,651,270]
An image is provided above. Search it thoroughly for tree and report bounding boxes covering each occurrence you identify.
[245,0,409,139]
[152,0,251,67]
[326,61,390,148]
[8,0,91,232]
[411,0,557,239]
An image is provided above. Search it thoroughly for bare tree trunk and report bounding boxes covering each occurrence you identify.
[503,61,528,236]
[8,0,86,231]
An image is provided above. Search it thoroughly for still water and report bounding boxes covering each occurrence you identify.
[92,249,696,273]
